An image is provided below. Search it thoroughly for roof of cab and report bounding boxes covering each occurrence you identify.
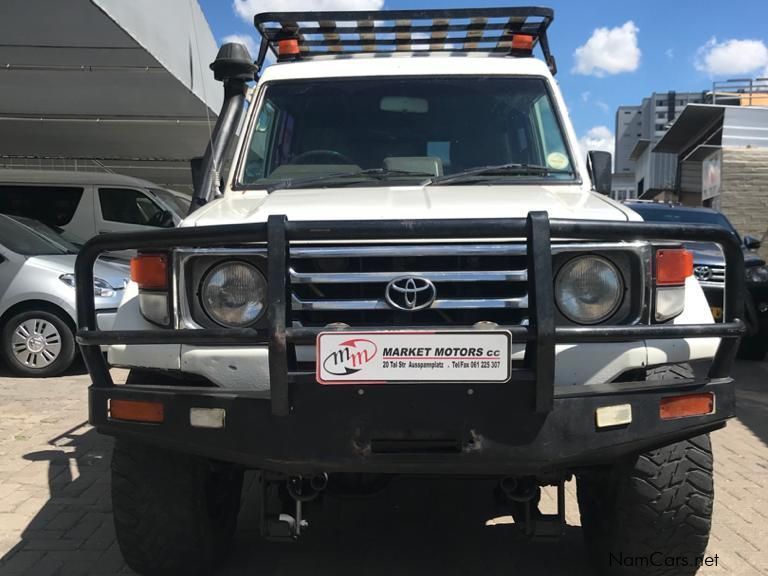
[260,54,553,83]
[0,169,161,189]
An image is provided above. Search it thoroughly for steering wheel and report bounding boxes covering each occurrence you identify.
[290,149,356,165]
[147,210,173,228]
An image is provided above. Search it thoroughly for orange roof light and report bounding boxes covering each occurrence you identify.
[511,34,534,51]
[660,393,715,420]
[278,38,300,57]
[656,249,693,286]
[110,399,165,423]
[130,253,168,290]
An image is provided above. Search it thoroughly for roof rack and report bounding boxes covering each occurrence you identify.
[254,7,557,75]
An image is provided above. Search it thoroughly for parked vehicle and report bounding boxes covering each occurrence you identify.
[626,200,768,360]
[0,214,127,376]
[0,169,189,245]
[75,8,744,576]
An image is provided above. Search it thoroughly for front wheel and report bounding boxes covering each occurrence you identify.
[737,332,768,361]
[111,441,243,576]
[0,309,76,377]
[577,434,714,576]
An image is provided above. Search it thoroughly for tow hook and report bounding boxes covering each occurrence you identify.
[499,478,566,539]
[262,474,328,541]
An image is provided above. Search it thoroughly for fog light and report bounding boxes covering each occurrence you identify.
[190,407,226,429]
[595,404,632,428]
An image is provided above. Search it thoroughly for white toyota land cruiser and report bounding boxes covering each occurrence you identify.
[75,7,745,576]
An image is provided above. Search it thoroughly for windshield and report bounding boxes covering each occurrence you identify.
[240,77,576,189]
[150,188,190,216]
[0,214,79,256]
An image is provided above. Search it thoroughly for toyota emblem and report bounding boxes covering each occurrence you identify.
[694,266,713,281]
[385,276,437,311]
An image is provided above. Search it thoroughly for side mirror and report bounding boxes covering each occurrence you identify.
[744,235,762,250]
[587,150,612,196]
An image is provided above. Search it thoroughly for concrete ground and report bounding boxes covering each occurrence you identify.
[0,361,766,575]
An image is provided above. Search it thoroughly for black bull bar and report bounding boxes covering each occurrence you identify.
[75,213,746,417]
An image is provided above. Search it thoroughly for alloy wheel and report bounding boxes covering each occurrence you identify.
[11,318,62,368]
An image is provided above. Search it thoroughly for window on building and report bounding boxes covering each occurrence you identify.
[0,185,83,228]
[656,99,665,106]
[657,112,665,119]
[98,188,173,227]
[655,123,666,131]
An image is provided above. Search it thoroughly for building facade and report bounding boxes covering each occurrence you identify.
[611,91,707,200]
[653,104,768,257]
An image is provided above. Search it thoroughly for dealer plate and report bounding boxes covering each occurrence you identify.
[316,330,512,385]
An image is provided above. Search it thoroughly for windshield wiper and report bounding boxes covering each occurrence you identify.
[264,168,434,193]
[428,163,573,186]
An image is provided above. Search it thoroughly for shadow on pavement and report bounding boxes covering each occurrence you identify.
[732,360,768,447]
[0,421,592,575]
[0,423,119,575]
[224,475,591,576]
[0,356,89,378]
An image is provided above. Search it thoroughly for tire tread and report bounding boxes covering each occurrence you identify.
[111,441,240,576]
[578,434,714,576]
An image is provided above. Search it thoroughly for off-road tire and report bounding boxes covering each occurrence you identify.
[577,434,714,576]
[646,363,695,382]
[737,334,768,361]
[111,440,243,576]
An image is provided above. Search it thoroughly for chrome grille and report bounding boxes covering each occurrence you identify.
[289,244,529,327]
[695,264,725,286]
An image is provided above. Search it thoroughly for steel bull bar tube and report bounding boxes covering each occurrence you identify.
[75,212,746,418]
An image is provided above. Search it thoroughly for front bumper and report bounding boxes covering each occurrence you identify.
[75,213,746,473]
[90,376,734,475]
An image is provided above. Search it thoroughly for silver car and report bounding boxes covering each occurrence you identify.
[0,214,128,376]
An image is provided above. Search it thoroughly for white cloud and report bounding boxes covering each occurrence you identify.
[572,21,641,77]
[221,33,259,58]
[665,48,674,60]
[233,0,384,23]
[578,126,615,160]
[695,37,768,77]
[596,100,610,114]
[581,91,591,103]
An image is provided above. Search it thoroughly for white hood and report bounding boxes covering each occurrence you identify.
[183,185,637,227]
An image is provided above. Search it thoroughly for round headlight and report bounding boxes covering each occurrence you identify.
[201,262,267,327]
[555,256,623,324]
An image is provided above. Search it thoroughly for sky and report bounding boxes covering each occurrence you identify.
[198,0,768,156]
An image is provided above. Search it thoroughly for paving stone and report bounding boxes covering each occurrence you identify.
[0,365,766,576]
